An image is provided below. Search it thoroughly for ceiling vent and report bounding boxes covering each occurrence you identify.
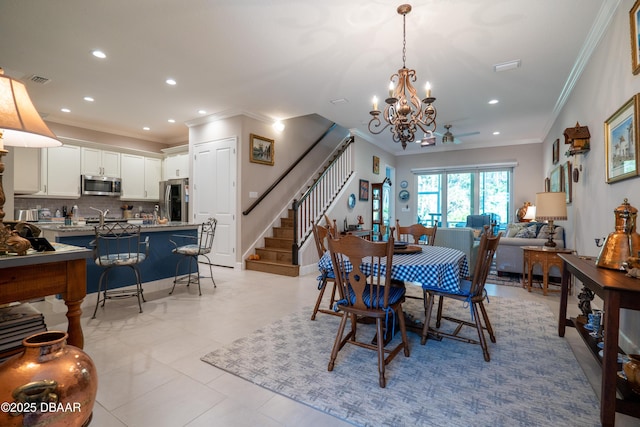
[493,60,521,73]
[27,74,51,85]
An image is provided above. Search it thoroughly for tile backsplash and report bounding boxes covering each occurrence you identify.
[14,196,158,220]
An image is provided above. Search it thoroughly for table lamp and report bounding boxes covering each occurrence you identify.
[535,192,567,247]
[0,68,61,253]
[523,204,536,222]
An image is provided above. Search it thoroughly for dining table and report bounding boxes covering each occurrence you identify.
[318,244,469,339]
[317,244,469,293]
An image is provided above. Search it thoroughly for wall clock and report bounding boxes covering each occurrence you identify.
[399,190,410,201]
[348,193,356,209]
[400,180,408,188]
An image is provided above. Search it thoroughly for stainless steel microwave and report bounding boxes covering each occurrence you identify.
[81,175,122,196]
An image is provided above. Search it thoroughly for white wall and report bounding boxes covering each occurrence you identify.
[544,0,640,352]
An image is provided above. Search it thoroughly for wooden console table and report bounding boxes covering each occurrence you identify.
[0,243,91,352]
[521,246,573,295]
[558,253,640,427]
[341,229,372,240]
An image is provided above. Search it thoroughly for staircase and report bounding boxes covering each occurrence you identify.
[245,209,300,276]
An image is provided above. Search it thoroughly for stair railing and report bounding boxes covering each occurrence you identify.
[291,136,355,264]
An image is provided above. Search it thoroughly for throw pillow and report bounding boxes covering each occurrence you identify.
[514,224,537,238]
[507,223,527,237]
[538,224,553,240]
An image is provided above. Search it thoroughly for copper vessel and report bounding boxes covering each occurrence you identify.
[0,331,97,427]
[596,198,640,270]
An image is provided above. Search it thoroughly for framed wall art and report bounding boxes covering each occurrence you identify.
[249,133,275,166]
[373,155,380,174]
[563,160,572,204]
[550,165,563,192]
[552,138,559,164]
[631,0,640,75]
[604,94,640,183]
[359,179,369,201]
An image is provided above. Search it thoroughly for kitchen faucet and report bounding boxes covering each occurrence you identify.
[89,207,109,226]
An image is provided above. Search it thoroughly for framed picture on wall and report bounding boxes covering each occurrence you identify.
[631,0,640,75]
[359,179,369,201]
[550,165,562,192]
[604,94,640,183]
[563,160,572,204]
[552,139,559,164]
[249,134,275,165]
[373,156,380,174]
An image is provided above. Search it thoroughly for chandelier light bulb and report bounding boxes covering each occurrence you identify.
[388,81,395,98]
[425,82,431,98]
[372,96,379,111]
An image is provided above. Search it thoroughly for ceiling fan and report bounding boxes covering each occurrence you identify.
[438,124,480,144]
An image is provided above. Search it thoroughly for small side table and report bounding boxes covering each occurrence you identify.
[521,246,573,295]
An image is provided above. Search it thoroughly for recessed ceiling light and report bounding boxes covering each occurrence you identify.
[92,50,106,59]
[493,131,500,135]
[488,99,499,105]
[166,78,177,86]
[198,109,207,115]
[61,108,71,113]
[83,96,94,102]
[168,119,175,123]
[143,127,150,131]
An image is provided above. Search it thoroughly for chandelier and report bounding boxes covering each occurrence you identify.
[368,4,437,150]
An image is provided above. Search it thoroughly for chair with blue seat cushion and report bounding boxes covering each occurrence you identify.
[310,222,340,320]
[169,218,217,296]
[421,225,502,361]
[91,222,149,318]
[327,232,410,388]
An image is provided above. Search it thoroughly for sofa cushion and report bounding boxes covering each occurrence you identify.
[514,224,537,238]
[506,223,528,237]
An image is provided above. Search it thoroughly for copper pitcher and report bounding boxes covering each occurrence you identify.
[596,198,640,270]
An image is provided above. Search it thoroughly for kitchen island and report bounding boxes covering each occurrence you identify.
[39,222,199,294]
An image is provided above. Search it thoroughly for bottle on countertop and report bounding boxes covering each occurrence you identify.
[62,205,68,217]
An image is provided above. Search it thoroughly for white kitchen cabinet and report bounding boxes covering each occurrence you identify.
[18,145,80,198]
[81,147,120,177]
[46,145,81,197]
[13,147,41,194]
[163,152,189,179]
[120,154,161,200]
[144,157,161,200]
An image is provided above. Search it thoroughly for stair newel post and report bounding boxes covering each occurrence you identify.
[292,199,299,265]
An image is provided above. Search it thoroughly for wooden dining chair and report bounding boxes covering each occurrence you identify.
[310,222,341,320]
[395,220,437,245]
[327,233,410,388]
[421,225,502,361]
[323,213,337,235]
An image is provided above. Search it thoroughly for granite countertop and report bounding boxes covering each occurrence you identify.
[37,222,197,234]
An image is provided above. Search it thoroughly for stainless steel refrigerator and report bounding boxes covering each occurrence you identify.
[159,178,189,222]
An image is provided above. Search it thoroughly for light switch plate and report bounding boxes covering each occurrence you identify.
[249,192,258,199]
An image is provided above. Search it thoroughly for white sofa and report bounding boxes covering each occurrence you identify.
[494,222,565,276]
[434,227,480,275]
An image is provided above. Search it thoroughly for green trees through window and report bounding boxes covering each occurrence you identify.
[416,168,511,228]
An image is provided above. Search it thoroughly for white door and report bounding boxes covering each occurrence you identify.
[193,137,237,268]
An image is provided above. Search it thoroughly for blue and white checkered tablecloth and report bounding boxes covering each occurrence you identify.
[318,245,468,293]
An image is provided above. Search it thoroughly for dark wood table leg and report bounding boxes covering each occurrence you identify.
[64,258,87,349]
[601,291,620,427]
[558,261,570,337]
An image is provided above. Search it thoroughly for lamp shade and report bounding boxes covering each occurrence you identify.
[0,71,60,148]
[523,205,536,220]
[535,192,567,221]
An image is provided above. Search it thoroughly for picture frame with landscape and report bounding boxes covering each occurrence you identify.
[631,0,640,75]
[605,94,640,183]
[250,134,275,166]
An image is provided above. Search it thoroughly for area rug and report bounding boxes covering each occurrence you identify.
[201,297,600,427]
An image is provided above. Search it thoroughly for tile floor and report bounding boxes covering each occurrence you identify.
[29,266,640,426]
